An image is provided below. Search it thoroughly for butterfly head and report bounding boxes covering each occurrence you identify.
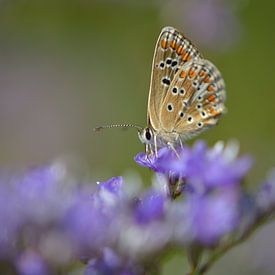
[138,127,155,145]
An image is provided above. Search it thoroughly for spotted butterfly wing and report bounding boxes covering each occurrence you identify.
[147,26,202,132]
[160,59,226,141]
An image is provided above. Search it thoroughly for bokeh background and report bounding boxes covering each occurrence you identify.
[0,0,274,274]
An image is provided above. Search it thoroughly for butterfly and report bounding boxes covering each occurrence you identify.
[137,26,226,154]
[95,26,226,155]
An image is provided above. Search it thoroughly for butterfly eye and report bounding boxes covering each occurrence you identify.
[145,130,151,140]
[138,128,154,145]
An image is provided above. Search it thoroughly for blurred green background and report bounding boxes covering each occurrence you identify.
[0,0,274,274]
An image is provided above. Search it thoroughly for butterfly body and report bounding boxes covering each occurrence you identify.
[140,26,226,152]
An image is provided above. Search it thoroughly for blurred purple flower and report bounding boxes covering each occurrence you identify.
[85,248,141,275]
[0,184,22,258]
[185,189,240,245]
[98,176,124,194]
[0,141,274,274]
[65,195,118,258]
[16,163,77,226]
[16,250,49,275]
[134,190,165,224]
[256,170,275,214]
[173,141,252,191]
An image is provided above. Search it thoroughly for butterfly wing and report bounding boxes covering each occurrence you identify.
[159,59,226,140]
[147,26,202,132]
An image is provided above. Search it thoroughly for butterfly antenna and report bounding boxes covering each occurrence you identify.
[93,124,143,132]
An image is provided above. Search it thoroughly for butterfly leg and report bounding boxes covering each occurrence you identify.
[146,144,155,157]
[174,133,184,148]
[154,134,159,158]
[167,142,180,158]
[145,144,150,154]
[179,137,184,148]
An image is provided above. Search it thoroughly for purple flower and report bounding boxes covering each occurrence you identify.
[98,176,124,194]
[0,146,273,274]
[255,170,275,214]
[85,248,141,275]
[185,188,240,245]
[134,190,166,224]
[16,250,49,275]
[136,141,253,194]
[134,147,171,172]
[178,141,252,191]
[65,193,118,258]
[0,183,22,258]
[15,163,78,226]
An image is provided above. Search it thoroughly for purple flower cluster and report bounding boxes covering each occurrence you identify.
[0,141,275,274]
[135,141,252,192]
[0,163,168,274]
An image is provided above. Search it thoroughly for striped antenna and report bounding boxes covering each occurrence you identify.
[93,124,143,132]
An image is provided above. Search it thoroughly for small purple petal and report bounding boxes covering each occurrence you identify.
[98,176,124,194]
[134,152,158,171]
[134,147,174,172]
[134,191,165,224]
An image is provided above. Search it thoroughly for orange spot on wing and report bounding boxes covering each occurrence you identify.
[180,71,187,78]
[209,107,215,114]
[188,70,196,78]
[161,39,168,49]
[208,94,216,102]
[209,107,221,116]
[207,84,215,92]
[170,39,177,49]
[176,45,184,55]
[203,75,211,83]
[182,52,190,62]
[199,70,206,77]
